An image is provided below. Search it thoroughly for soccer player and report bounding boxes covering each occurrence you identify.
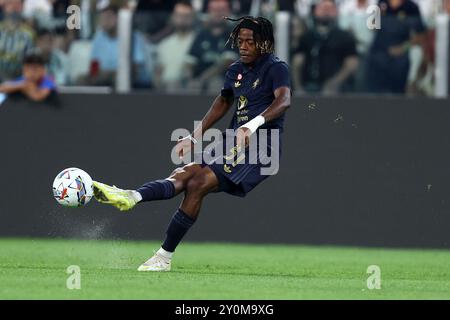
[93,16,291,271]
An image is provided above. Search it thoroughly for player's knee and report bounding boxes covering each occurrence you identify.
[169,163,200,181]
[186,172,214,195]
[169,167,184,177]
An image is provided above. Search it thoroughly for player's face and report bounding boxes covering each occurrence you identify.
[238,28,259,65]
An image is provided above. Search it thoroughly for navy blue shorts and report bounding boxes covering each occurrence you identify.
[199,131,279,197]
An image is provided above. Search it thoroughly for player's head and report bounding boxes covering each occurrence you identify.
[23,53,47,82]
[226,16,274,65]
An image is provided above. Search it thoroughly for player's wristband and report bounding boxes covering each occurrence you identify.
[240,115,265,134]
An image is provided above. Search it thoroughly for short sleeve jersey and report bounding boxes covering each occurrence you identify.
[221,53,290,132]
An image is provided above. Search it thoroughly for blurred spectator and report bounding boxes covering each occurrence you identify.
[411,0,440,28]
[292,0,359,94]
[80,4,150,87]
[0,0,35,82]
[23,0,52,22]
[52,0,71,18]
[35,29,69,86]
[290,15,307,55]
[339,0,376,54]
[134,0,177,43]
[295,0,315,19]
[184,0,238,92]
[366,0,426,94]
[277,0,296,11]
[339,0,377,91]
[0,53,57,102]
[23,0,52,15]
[409,0,450,96]
[200,0,253,15]
[154,1,196,91]
[51,0,72,31]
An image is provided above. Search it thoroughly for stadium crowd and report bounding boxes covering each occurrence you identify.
[0,0,450,96]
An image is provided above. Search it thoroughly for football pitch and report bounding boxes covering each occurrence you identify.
[1,238,450,300]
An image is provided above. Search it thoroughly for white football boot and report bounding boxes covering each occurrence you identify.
[137,251,172,272]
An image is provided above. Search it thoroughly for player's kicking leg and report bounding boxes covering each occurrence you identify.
[137,166,218,271]
[92,163,204,212]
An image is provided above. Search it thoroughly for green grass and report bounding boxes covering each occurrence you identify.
[0,238,450,299]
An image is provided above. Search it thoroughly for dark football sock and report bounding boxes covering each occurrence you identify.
[136,179,175,202]
[161,209,196,253]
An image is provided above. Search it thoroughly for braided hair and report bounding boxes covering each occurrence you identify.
[225,16,275,55]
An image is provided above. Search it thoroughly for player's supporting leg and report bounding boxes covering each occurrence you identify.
[138,166,219,271]
[93,163,205,211]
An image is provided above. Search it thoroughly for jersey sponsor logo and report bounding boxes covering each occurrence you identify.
[238,96,248,110]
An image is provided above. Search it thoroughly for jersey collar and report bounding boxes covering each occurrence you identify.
[241,53,272,74]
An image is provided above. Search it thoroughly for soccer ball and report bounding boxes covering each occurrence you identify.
[52,168,94,207]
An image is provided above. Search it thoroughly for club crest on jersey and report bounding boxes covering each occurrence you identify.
[235,73,243,87]
[238,96,248,110]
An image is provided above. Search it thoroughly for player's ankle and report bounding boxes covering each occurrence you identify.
[131,190,143,203]
[157,247,173,259]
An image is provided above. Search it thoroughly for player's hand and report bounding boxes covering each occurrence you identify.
[236,127,251,149]
[175,135,195,159]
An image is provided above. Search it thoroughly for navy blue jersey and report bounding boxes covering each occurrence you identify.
[220,53,290,133]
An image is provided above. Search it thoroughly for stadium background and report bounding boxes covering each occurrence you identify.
[1,94,450,248]
[1,0,450,300]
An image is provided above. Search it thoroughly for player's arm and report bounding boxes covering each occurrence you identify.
[176,94,234,158]
[236,86,291,147]
[260,86,291,122]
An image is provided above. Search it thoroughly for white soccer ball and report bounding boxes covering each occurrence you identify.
[52,168,94,207]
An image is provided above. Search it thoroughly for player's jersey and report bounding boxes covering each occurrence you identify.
[221,53,290,133]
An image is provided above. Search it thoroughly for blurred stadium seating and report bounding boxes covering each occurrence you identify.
[0,0,449,96]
